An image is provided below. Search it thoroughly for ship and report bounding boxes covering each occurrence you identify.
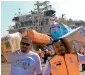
[7,1,57,35]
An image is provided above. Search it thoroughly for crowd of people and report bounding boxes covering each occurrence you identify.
[9,36,85,75]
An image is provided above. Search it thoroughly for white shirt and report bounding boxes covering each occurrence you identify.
[44,53,85,75]
[10,51,42,75]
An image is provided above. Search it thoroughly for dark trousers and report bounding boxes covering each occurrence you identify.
[82,64,85,71]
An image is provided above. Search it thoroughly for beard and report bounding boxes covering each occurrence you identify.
[21,47,29,53]
[21,50,27,53]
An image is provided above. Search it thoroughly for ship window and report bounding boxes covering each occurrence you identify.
[29,21,32,23]
[33,23,35,26]
[41,21,44,25]
[24,21,28,26]
[21,22,24,27]
[12,17,19,21]
[35,20,38,23]
[26,15,31,19]
[16,23,20,28]
[44,10,55,17]
[34,16,38,19]
[29,21,33,26]
[46,18,49,24]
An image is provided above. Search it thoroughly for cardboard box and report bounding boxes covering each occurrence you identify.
[61,26,85,52]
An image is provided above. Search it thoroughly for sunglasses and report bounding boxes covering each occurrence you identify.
[21,42,30,46]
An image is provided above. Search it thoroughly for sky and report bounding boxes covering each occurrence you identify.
[1,0,85,37]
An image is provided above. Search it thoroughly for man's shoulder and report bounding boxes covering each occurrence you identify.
[29,51,41,60]
[12,49,20,55]
[29,51,39,56]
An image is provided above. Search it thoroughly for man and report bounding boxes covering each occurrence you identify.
[44,38,85,75]
[43,49,50,63]
[10,36,42,75]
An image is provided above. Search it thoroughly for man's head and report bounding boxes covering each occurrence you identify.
[52,38,69,55]
[20,36,32,53]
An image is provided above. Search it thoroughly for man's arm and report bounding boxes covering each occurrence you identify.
[35,54,42,75]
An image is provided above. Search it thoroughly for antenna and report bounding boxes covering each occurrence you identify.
[18,8,21,16]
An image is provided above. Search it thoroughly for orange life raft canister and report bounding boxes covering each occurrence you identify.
[24,29,51,45]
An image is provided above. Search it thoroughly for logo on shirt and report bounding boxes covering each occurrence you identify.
[69,57,74,63]
[54,61,62,66]
[14,58,34,69]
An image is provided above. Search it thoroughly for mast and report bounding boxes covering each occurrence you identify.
[34,1,51,12]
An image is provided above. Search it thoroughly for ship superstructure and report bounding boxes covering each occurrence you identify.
[7,1,57,35]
